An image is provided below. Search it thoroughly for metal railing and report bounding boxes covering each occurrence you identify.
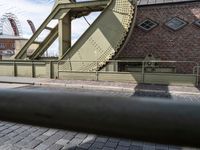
[0,59,58,78]
[0,59,198,85]
[193,65,200,84]
[58,60,199,85]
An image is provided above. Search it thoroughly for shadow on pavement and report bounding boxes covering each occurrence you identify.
[132,83,172,99]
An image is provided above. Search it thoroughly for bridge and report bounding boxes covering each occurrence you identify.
[0,0,198,86]
[0,0,199,149]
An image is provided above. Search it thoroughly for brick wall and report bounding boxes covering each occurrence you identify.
[117,2,200,73]
[0,39,15,50]
[0,39,15,60]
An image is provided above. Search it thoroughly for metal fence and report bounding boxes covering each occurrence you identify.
[58,60,199,85]
[0,59,198,85]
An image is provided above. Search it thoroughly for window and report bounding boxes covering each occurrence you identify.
[138,19,158,31]
[11,43,15,49]
[165,17,187,31]
[0,43,5,49]
[194,20,200,28]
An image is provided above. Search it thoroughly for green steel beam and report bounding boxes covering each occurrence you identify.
[14,0,109,60]
[59,14,71,58]
[29,25,59,60]
[60,0,137,72]
[53,0,75,10]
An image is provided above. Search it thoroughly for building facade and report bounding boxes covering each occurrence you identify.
[0,37,15,60]
[117,0,200,73]
[0,36,27,60]
[0,39,15,51]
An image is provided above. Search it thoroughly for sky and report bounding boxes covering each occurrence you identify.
[0,0,99,56]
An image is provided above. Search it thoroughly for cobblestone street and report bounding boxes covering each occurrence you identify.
[0,83,199,150]
[0,121,190,150]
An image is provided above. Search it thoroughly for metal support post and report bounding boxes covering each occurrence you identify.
[196,63,199,86]
[13,61,17,77]
[57,61,60,79]
[59,13,71,58]
[142,61,145,83]
[32,61,35,78]
[49,61,53,79]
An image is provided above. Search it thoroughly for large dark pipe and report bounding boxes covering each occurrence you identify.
[0,89,199,147]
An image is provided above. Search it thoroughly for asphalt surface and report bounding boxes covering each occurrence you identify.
[0,83,199,150]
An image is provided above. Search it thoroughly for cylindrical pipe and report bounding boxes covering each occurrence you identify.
[0,89,199,147]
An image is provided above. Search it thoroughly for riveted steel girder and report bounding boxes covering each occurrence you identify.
[59,14,71,58]
[14,0,109,59]
[29,25,58,59]
[15,0,137,74]
[60,0,137,72]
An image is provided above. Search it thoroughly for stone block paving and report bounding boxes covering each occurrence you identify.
[0,122,198,150]
[0,84,200,149]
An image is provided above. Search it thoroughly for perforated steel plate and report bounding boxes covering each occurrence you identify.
[60,0,137,71]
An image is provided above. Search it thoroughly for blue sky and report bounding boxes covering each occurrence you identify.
[0,0,54,38]
[28,0,54,4]
[0,0,99,55]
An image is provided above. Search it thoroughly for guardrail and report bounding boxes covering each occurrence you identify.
[0,60,58,79]
[58,60,199,85]
[0,59,198,85]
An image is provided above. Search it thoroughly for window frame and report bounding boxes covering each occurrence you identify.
[137,18,158,32]
[165,17,187,31]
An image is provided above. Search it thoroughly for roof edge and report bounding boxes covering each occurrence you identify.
[138,0,199,7]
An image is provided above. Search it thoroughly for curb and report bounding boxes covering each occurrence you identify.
[1,79,200,95]
[35,82,134,92]
[0,81,34,85]
[35,82,200,95]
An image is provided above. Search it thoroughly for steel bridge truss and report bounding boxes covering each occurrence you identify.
[14,0,137,72]
[15,0,109,60]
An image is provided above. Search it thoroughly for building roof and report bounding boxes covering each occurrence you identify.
[137,0,197,5]
[0,35,27,40]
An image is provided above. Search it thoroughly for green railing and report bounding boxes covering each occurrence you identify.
[58,60,199,85]
[0,59,198,85]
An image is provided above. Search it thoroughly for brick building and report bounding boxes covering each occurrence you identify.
[0,36,15,60]
[0,35,27,60]
[117,0,200,73]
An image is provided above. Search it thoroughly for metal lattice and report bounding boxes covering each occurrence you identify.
[61,0,137,72]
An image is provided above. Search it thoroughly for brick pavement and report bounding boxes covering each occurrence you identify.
[0,120,197,150]
[0,84,199,150]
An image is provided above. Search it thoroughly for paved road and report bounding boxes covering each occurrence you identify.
[0,83,198,150]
